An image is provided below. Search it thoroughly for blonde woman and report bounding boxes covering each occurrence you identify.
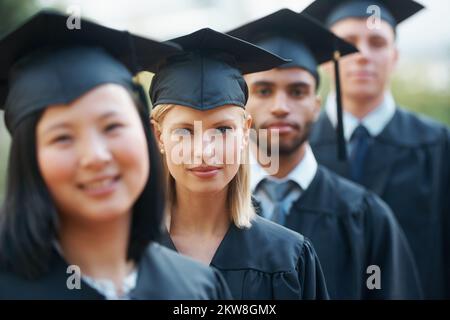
[149,28,329,299]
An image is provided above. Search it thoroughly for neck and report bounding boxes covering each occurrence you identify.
[342,92,385,120]
[253,141,307,179]
[170,185,230,236]
[59,212,133,291]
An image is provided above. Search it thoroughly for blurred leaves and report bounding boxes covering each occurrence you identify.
[318,70,450,126]
[0,0,39,37]
[0,0,39,203]
[0,112,9,204]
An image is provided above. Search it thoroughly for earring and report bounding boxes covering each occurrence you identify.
[160,145,165,154]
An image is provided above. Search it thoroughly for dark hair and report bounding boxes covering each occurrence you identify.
[0,85,165,279]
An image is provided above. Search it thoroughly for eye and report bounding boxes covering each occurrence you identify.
[104,122,124,133]
[51,134,73,145]
[256,87,272,97]
[289,88,306,98]
[173,128,192,136]
[215,126,233,134]
[370,37,388,49]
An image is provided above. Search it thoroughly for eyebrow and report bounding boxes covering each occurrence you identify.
[169,117,238,130]
[43,122,71,135]
[287,82,312,88]
[252,81,275,87]
[252,81,311,88]
[43,111,121,135]
[210,119,237,127]
[170,122,194,129]
[368,34,389,41]
[97,110,121,121]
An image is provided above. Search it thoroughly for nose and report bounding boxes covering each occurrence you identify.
[79,132,112,169]
[354,41,371,64]
[192,131,217,164]
[270,92,290,117]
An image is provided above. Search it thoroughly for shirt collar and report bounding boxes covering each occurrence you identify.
[325,91,396,140]
[250,144,318,191]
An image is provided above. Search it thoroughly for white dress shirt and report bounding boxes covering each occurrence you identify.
[250,144,318,220]
[325,91,396,141]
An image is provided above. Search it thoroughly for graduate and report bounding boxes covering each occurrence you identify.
[0,11,232,300]
[228,8,423,299]
[303,0,450,299]
[149,28,329,299]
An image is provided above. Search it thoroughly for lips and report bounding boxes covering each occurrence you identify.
[348,70,376,79]
[77,175,121,197]
[265,122,298,134]
[188,166,221,179]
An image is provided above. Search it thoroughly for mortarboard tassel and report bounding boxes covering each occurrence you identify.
[333,50,347,161]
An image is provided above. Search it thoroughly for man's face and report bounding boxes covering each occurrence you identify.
[245,67,321,156]
[329,18,399,101]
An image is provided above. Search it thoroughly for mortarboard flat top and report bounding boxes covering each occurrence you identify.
[227,9,358,81]
[302,0,425,28]
[149,28,290,111]
[0,10,181,133]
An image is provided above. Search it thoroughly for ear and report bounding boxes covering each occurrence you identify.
[243,113,253,148]
[150,118,164,149]
[313,95,322,121]
[392,46,399,70]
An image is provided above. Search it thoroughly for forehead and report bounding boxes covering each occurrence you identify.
[163,104,244,124]
[37,84,135,126]
[245,68,316,86]
[330,17,395,39]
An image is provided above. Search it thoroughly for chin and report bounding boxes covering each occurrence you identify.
[347,86,381,100]
[78,202,132,222]
[191,183,226,194]
[185,178,228,194]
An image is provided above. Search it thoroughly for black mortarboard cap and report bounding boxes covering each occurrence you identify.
[0,10,181,134]
[227,9,357,85]
[228,9,359,161]
[302,0,425,29]
[148,28,290,111]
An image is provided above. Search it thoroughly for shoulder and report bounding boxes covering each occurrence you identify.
[383,108,450,146]
[305,167,396,226]
[0,261,102,300]
[143,242,221,282]
[309,112,335,145]
[241,216,307,272]
[306,166,370,215]
[249,215,304,244]
[138,243,230,299]
[217,220,329,299]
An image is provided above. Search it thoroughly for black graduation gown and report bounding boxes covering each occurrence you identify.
[310,108,450,299]
[161,216,329,300]
[254,166,423,299]
[0,243,232,299]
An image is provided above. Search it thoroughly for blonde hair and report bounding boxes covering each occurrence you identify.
[151,104,255,228]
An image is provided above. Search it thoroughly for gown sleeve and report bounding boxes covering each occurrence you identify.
[210,267,234,300]
[297,237,330,300]
[364,192,423,299]
[442,128,450,299]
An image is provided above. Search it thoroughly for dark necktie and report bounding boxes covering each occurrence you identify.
[349,125,371,183]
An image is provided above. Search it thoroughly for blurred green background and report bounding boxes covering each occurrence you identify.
[0,0,449,204]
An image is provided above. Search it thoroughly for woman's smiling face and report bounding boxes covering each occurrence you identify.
[154,104,251,195]
[36,84,150,223]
